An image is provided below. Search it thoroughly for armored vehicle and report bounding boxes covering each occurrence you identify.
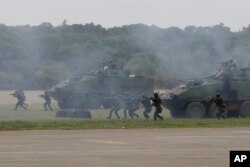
[162,66,250,118]
[48,68,154,109]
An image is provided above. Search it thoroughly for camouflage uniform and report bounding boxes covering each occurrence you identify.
[122,94,130,119]
[210,93,226,119]
[106,97,121,119]
[127,96,140,119]
[12,89,28,111]
[40,91,53,111]
[227,59,237,71]
[121,93,139,119]
[150,93,163,120]
[141,96,152,119]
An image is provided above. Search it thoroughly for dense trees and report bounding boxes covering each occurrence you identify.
[0,23,249,89]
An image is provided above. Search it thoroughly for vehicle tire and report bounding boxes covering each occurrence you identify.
[70,110,92,119]
[66,94,84,109]
[185,102,206,118]
[208,103,228,118]
[56,109,70,117]
[239,101,250,117]
[86,94,102,109]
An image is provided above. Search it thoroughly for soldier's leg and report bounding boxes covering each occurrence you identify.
[153,108,157,120]
[48,102,53,111]
[22,101,28,109]
[128,109,134,118]
[219,108,225,119]
[114,108,120,119]
[106,108,114,119]
[216,108,220,119]
[24,102,29,108]
[143,109,149,119]
[44,102,48,111]
[15,101,21,111]
[132,110,139,119]
[18,100,27,111]
[123,109,127,119]
[156,112,163,120]
[21,104,27,111]
[155,107,163,120]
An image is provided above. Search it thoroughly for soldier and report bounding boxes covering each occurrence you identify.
[141,95,152,119]
[216,62,229,77]
[39,91,53,111]
[209,93,226,119]
[150,93,163,120]
[127,95,140,119]
[10,89,28,111]
[106,97,121,119]
[122,93,130,119]
[227,59,237,71]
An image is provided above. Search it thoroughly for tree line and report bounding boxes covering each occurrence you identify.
[0,22,249,89]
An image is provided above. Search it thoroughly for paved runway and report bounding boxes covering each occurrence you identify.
[0,128,249,167]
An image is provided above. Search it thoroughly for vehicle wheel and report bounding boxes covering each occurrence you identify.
[56,110,70,117]
[66,94,84,109]
[70,110,92,119]
[86,94,102,109]
[208,103,228,118]
[239,101,250,117]
[185,102,205,118]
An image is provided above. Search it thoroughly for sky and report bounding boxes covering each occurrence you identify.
[0,0,249,31]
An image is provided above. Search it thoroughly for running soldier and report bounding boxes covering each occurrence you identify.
[150,93,163,120]
[106,96,121,119]
[10,89,28,111]
[127,95,140,119]
[39,91,53,111]
[209,93,226,119]
[141,95,152,119]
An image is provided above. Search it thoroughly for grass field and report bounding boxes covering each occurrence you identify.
[0,103,249,130]
[0,103,172,121]
[0,118,250,131]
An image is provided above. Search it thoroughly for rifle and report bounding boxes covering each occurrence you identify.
[208,96,218,103]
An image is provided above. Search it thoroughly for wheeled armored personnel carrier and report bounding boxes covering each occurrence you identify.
[48,68,154,110]
[162,66,250,118]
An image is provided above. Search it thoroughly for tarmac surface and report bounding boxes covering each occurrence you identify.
[0,127,250,167]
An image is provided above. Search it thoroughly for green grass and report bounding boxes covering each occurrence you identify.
[0,118,249,131]
[0,103,249,131]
